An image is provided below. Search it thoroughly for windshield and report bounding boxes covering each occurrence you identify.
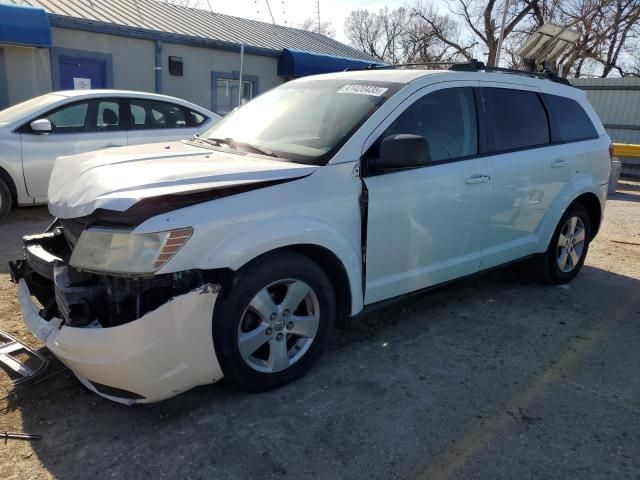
[0,93,66,127]
[201,79,402,165]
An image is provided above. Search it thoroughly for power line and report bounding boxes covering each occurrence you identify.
[264,0,276,24]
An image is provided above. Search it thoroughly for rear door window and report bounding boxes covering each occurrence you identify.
[482,88,550,153]
[128,99,189,130]
[543,94,598,142]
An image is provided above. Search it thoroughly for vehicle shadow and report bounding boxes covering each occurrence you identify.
[4,262,640,479]
[611,179,640,203]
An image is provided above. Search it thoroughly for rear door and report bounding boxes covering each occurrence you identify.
[362,83,493,304]
[478,84,565,269]
[20,98,126,199]
[125,98,208,145]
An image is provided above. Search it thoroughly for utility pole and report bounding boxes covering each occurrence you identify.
[495,0,510,67]
[315,0,321,34]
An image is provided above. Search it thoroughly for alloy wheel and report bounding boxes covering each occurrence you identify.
[237,279,320,373]
[556,215,586,273]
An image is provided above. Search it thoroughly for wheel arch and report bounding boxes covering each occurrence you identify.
[0,165,17,205]
[269,244,353,327]
[573,192,602,238]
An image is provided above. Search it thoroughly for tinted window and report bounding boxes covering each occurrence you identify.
[544,94,598,142]
[376,87,477,162]
[46,102,90,133]
[483,88,549,152]
[128,100,188,130]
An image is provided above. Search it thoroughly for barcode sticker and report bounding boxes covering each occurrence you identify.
[337,84,388,96]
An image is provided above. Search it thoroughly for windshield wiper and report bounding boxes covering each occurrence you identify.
[208,137,278,157]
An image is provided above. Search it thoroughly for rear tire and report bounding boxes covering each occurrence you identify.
[534,202,591,284]
[213,251,335,392]
[0,179,12,221]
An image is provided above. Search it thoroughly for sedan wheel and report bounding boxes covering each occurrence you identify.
[238,279,320,373]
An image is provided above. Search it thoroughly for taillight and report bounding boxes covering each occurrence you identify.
[609,143,614,160]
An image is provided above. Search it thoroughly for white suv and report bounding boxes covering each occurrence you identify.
[12,65,611,404]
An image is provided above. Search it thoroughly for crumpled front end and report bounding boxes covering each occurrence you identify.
[10,223,225,404]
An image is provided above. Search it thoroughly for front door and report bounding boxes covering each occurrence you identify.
[20,98,126,199]
[59,56,106,90]
[362,85,492,305]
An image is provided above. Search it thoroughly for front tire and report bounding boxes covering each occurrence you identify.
[535,202,591,284]
[213,251,335,392]
[0,179,12,221]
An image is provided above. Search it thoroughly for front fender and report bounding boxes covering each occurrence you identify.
[200,217,364,315]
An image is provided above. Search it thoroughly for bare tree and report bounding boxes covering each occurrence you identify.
[412,0,539,66]
[298,17,336,38]
[344,7,469,64]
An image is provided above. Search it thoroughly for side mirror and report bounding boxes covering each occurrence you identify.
[374,134,430,170]
[30,118,52,133]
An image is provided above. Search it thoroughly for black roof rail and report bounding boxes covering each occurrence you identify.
[344,59,485,72]
[479,65,571,85]
[345,58,572,86]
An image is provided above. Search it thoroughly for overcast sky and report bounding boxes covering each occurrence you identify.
[207,0,410,43]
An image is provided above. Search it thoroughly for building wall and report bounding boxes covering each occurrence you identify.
[161,43,282,111]
[1,45,52,105]
[51,27,156,92]
[572,78,640,177]
[2,27,283,112]
[571,78,640,145]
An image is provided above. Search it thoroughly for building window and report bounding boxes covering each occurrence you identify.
[215,78,253,115]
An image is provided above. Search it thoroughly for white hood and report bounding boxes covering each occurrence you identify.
[48,141,317,219]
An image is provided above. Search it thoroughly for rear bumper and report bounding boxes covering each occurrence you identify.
[16,279,224,404]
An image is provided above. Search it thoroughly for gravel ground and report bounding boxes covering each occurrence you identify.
[0,181,639,480]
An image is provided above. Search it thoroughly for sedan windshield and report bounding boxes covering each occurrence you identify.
[0,93,65,127]
[201,79,402,165]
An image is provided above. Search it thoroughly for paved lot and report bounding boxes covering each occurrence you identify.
[1,182,639,480]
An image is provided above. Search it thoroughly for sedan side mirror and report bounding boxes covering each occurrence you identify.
[30,118,53,133]
[374,134,431,170]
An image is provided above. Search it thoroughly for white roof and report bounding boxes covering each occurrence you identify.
[52,89,213,112]
[295,68,580,96]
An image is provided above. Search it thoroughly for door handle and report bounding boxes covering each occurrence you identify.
[100,143,122,149]
[465,174,491,184]
[551,159,567,168]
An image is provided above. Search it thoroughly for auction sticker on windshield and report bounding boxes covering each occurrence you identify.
[337,85,389,96]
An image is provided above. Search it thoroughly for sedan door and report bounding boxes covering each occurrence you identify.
[362,84,493,305]
[20,98,127,199]
[125,99,208,146]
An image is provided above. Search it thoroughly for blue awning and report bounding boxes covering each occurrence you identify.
[278,48,383,77]
[0,4,51,48]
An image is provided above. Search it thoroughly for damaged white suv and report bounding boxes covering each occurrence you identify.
[12,64,611,404]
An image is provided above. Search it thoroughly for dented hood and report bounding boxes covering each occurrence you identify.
[48,141,317,219]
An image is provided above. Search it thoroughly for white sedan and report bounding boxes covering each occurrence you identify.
[0,90,220,220]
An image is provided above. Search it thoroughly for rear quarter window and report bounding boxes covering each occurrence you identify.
[543,94,598,143]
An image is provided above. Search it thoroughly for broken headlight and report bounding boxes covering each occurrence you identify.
[69,227,193,275]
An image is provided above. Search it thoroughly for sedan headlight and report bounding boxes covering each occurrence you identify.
[70,227,193,274]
